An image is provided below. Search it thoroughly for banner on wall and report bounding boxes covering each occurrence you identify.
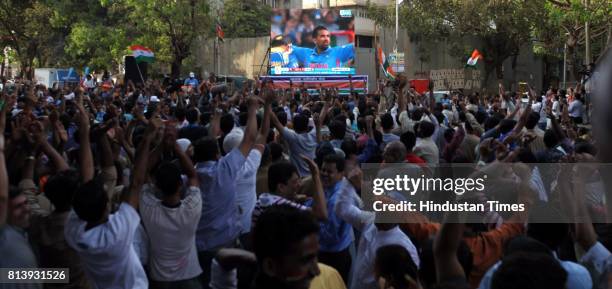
[260,75,367,95]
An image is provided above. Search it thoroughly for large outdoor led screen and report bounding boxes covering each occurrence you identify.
[270,9,355,75]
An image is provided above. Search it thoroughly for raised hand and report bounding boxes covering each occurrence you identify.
[29,121,46,145]
[301,154,320,176]
[262,85,277,104]
[398,74,408,90]
[247,95,262,110]
[145,117,162,140]
[365,115,374,128]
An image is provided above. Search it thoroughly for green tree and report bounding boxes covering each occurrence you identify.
[0,0,58,78]
[221,0,271,38]
[49,0,134,71]
[451,0,540,84]
[122,0,212,78]
[532,0,611,81]
[368,0,545,85]
[64,23,130,70]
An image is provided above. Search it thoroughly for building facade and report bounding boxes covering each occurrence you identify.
[196,0,545,93]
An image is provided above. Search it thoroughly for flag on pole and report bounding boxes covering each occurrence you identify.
[216,23,224,43]
[129,45,155,63]
[377,46,396,79]
[78,67,86,88]
[398,0,404,4]
[466,49,482,68]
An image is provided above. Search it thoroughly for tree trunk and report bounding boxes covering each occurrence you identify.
[171,55,183,79]
[483,59,495,91]
[565,31,578,82]
[565,42,581,82]
[606,24,612,47]
[510,54,518,91]
[27,57,34,80]
[495,61,504,80]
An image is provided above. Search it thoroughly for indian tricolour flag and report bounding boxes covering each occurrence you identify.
[466,49,482,68]
[377,46,396,79]
[129,45,155,63]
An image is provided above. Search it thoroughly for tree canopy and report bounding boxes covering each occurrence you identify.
[367,0,611,82]
[0,0,609,80]
[221,0,272,38]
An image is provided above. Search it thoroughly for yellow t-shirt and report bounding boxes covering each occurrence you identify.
[309,263,347,289]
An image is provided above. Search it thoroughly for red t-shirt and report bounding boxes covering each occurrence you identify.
[405,153,426,165]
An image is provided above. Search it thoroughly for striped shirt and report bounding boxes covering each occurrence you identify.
[251,193,310,229]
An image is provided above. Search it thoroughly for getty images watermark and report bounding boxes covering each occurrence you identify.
[359,163,606,223]
[371,174,525,213]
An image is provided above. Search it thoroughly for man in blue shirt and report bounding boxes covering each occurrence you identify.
[193,95,266,289]
[184,72,199,88]
[291,26,354,70]
[318,153,355,283]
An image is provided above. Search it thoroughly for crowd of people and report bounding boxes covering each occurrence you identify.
[0,62,610,289]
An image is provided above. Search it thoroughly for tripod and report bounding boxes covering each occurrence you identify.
[257,46,271,78]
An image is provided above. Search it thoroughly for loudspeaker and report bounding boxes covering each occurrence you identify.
[124,56,148,84]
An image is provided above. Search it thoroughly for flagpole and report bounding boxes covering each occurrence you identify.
[395,0,399,54]
[214,37,218,75]
[135,60,145,84]
[374,23,379,81]
[217,37,221,75]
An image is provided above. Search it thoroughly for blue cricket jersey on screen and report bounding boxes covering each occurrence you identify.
[270,50,299,68]
[292,44,354,69]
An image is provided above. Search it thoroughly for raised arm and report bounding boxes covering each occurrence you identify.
[301,155,328,221]
[507,163,535,223]
[434,212,466,283]
[210,107,222,139]
[505,97,521,120]
[95,119,116,169]
[570,155,599,250]
[76,91,94,182]
[238,96,259,157]
[127,119,160,208]
[256,87,274,146]
[270,109,286,135]
[32,122,69,172]
[319,98,331,128]
[397,75,407,113]
[174,141,198,187]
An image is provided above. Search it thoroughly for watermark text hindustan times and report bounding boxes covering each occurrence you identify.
[372,200,525,213]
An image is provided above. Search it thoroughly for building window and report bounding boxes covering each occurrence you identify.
[356,35,373,48]
[355,8,369,18]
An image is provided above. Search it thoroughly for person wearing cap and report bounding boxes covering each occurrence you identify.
[184,72,199,88]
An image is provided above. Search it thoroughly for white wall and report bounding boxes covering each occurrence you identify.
[195,27,544,92]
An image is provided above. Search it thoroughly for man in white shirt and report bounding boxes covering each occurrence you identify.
[414,121,440,165]
[334,179,420,289]
[224,97,271,237]
[65,99,158,289]
[140,137,203,288]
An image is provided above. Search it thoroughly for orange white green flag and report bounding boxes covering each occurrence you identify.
[377,46,396,79]
[129,45,155,63]
[466,49,482,68]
